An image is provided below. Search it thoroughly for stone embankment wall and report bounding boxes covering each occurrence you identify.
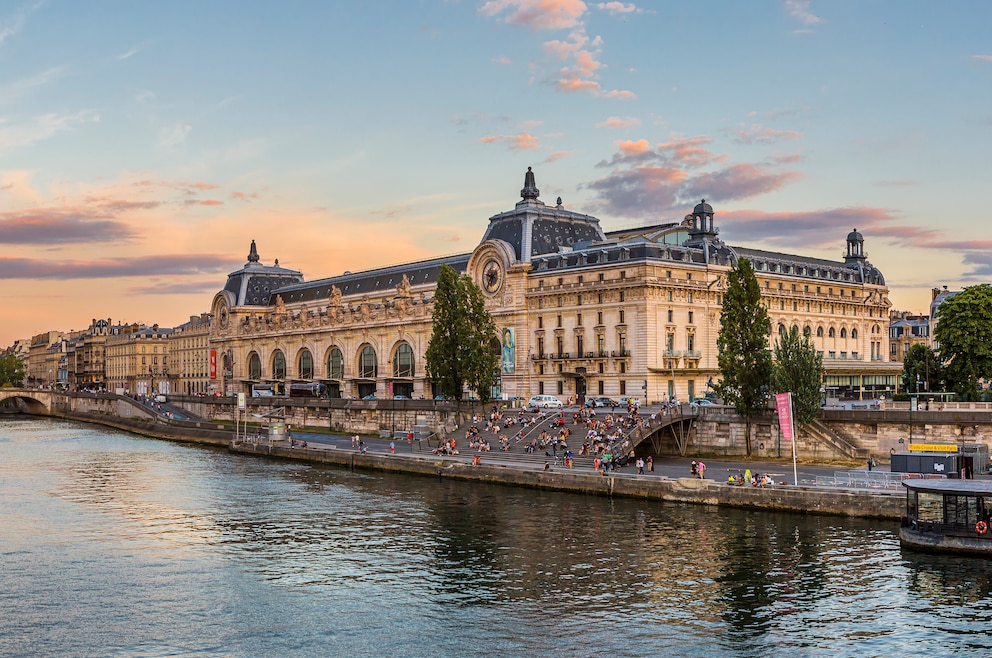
[173,395,482,437]
[232,441,905,520]
[682,409,842,462]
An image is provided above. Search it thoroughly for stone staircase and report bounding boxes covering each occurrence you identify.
[804,419,870,461]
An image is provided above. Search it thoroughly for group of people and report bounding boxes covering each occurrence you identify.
[690,460,707,479]
[727,468,775,487]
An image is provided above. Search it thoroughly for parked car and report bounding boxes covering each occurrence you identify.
[362,394,377,400]
[527,394,564,409]
[690,398,715,407]
[585,396,619,408]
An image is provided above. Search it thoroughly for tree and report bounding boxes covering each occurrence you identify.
[771,326,823,425]
[425,264,500,403]
[0,355,25,387]
[933,284,992,400]
[902,343,942,394]
[715,257,773,456]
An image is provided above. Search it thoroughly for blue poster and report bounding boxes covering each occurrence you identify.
[501,327,515,374]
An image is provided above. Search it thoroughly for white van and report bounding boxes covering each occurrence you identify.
[527,394,564,409]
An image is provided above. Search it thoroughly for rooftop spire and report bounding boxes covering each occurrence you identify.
[520,166,540,200]
[247,239,259,263]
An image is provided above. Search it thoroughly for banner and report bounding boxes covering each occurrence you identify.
[209,350,217,379]
[501,327,515,374]
[775,392,793,442]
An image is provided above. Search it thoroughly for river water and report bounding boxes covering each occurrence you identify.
[1,417,990,657]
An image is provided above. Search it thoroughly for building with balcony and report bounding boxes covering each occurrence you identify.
[889,311,930,362]
[208,168,897,402]
[105,324,173,395]
[169,313,212,395]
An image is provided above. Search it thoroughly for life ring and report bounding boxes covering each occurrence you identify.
[977,521,988,535]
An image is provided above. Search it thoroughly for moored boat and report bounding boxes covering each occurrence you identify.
[900,479,992,556]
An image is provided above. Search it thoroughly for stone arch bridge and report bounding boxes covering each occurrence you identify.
[0,389,55,415]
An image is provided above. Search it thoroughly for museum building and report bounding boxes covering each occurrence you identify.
[208,168,900,402]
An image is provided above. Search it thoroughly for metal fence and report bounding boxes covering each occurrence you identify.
[814,471,947,489]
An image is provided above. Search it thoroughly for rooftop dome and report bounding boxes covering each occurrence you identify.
[693,199,713,215]
[847,228,864,242]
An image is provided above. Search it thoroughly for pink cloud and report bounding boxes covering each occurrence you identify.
[0,254,237,280]
[656,135,725,168]
[603,89,636,99]
[596,116,641,128]
[617,138,651,155]
[970,54,992,62]
[542,150,572,163]
[479,0,588,31]
[0,210,138,244]
[595,2,639,14]
[718,207,927,249]
[492,55,513,65]
[184,199,225,206]
[230,191,260,202]
[480,132,541,150]
[734,124,804,144]
[557,77,601,93]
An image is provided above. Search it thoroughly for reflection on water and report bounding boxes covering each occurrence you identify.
[1,417,991,657]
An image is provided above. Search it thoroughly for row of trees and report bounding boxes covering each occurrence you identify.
[907,283,992,401]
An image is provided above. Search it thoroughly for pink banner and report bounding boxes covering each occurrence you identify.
[775,392,793,442]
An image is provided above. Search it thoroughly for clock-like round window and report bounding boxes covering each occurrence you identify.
[482,259,503,294]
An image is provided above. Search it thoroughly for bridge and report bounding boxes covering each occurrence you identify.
[0,389,55,415]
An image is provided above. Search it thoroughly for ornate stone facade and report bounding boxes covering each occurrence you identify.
[209,170,898,401]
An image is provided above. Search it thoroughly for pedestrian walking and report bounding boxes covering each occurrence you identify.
[647,455,654,472]
[698,461,706,479]
[636,458,644,475]
[691,460,698,477]
[390,441,395,454]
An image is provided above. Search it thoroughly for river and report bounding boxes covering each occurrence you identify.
[1,417,990,657]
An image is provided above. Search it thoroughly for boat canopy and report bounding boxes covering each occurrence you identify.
[902,479,992,496]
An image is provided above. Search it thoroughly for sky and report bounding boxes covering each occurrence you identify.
[1,0,990,347]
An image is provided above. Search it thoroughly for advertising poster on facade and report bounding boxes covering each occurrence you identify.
[501,327,515,374]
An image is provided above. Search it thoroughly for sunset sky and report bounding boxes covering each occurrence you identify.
[1,1,990,347]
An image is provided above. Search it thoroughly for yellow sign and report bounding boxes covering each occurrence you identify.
[908,443,958,453]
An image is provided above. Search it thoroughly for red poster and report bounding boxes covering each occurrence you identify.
[775,392,793,442]
[209,350,217,379]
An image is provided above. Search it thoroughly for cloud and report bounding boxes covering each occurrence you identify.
[733,124,804,144]
[603,89,636,99]
[717,206,931,249]
[479,132,540,150]
[125,280,223,295]
[785,0,822,25]
[479,0,588,31]
[595,2,640,15]
[0,254,238,280]
[0,210,139,245]
[971,55,992,62]
[542,150,572,163]
[230,191,260,202]
[0,110,100,153]
[184,199,224,206]
[0,2,40,48]
[585,134,801,218]
[492,54,513,65]
[596,116,641,128]
[159,123,191,147]
[0,67,65,104]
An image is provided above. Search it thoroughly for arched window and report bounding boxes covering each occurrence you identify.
[393,342,414,378]
[816,327,824,338]
[327,347,344,379]
[778,323,786,336]
[298,349,313,379]
[803,326,812,338]
[792,324,799,334]
[358,345,377,379]
[272,350,286,379]
[248,352,261,379]
[851,328,858,339]
[828,327,836,338]
[840,328,847,339]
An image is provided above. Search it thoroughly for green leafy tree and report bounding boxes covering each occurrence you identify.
[771,326,823,425]
[425,264,500,403]
[0,355,25,387]
[715,257,773,456]
[933,284,992,400]
[902,343,942,394]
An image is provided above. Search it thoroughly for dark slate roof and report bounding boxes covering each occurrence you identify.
[268,253,472,305]
[902,478,992,495]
